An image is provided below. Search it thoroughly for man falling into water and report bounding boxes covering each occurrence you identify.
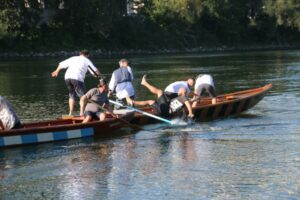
[126,75,194,119]
[51,50,101,116]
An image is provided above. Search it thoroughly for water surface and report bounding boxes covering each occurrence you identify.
[0,50,300,199]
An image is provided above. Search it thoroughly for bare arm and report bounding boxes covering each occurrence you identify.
[184,101,194,118]
[89,67,101,77]
[51,65,63,77]
[95,69,101,77]
[87,61,101,77]
[190,91,199,101]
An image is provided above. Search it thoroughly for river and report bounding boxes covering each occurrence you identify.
[0,50,300,199]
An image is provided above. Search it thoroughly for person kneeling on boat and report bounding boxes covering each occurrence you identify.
[0,96,21,130]
[80,79,112,123]
[126,75,194,119]
[192,74,216,107]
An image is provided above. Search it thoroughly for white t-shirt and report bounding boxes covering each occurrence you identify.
[0,96,20,130]
[195,74,214,89]
[164,81,190,93]
[109,66,135,99]
[59,55,98,82]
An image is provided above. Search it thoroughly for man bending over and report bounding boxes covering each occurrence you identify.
[192,74,216,107]
[164,78,194,100]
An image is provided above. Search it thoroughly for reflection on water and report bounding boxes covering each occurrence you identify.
[1,50,300,199]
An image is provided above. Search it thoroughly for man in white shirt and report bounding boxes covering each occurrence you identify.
[51,50,101,116]
[193,74,216,107]
[108,59,135,107]
[164,78,194,100]
[0,96,21,130]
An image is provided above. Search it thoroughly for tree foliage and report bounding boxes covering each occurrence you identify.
[0,0,299,51]
[263,0,300,30]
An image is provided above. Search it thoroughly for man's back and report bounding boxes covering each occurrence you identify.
[114,67,132,84]
[59,56,96,82]
[109,66,135,99]
[195,74,214,88]
[165,81,190,93]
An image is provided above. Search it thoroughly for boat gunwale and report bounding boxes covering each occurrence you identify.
[133,84,272,113]
[192,83,273,109]
[0,112,134,137]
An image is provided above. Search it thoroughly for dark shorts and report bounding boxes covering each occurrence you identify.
[153,94,171,118]
[84,111,103,120]
[195,84,216,97]
[65,79,85,99]
[164,92,178,101]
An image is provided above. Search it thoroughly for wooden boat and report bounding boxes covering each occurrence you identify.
[0,111,134,147]
[131,83,273,124]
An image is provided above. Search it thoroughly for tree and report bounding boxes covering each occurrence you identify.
[263,0,300,30]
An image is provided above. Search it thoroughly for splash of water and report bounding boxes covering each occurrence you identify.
[171,118,189,126]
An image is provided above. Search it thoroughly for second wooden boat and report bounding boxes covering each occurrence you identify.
[0,111,134,147]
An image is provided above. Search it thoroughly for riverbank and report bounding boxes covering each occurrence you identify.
[0,44,299,58]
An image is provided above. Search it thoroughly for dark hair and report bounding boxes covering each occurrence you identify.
[187,77,195,81]
[119,58,129,63]
[97,78,107,87]
[80,49,89,56]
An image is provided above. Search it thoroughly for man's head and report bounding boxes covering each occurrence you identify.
[80,50,89,57]
[187,78,194,88]
[97,78,108,91]
[119,58,129,67]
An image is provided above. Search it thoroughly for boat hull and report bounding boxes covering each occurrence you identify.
[193,84,271,121]
[131,84,272,124]
[0,112,134,147]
